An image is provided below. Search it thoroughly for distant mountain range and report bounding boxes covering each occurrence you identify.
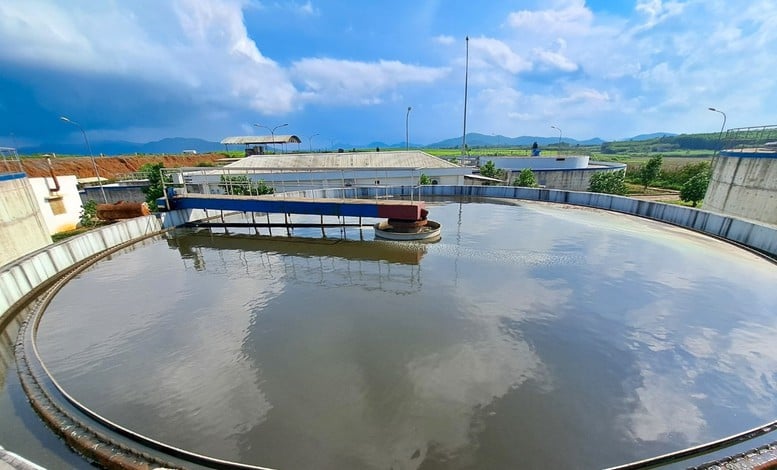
[425,133,605,148]
[18,133,677,156]
[18,137,225,156]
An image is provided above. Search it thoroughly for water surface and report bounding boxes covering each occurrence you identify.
[36,199,777,469]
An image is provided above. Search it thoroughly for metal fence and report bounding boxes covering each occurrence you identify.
[0,147,23,173]
[721,125,777,152]
[160,166,428,202]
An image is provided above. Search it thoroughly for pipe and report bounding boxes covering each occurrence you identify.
[45,158,60,193]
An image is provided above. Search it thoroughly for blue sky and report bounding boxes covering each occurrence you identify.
[1,0,775,149]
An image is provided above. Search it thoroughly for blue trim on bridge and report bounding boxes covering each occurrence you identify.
[0,172,27,182]
[171,196,384,218]
[721,150,777,159]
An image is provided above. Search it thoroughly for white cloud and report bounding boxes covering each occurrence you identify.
[291,58,449,105]
[559,88,611,105]
[534,48,578,72]
[295,1,317,15]
[0,0,451,123]
[469,36,532,74]
[2,0,777,143]
[0,0,298,114]
[633,0,686,33]
[434,34,455,45]
[506,0,594,36]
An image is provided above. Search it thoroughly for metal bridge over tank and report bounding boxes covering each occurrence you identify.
[166,192,426,220]
[160,166,428,221]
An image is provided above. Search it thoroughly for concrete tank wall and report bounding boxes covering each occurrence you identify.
[81,184,148,204]
[283,185,776,257]
[505,163,626,191]
[0,215,162,325]
[481,155,590,170]
[0,174,52,267]
[8,183,769,329]
[703,154,777,225]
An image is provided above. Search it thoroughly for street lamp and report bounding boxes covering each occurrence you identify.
[406,106,412,151]
[308,133,320,153]
[461,35,470,164]
[254,123,288,154]
[708,107,727,153]
[60,116,107,203]
[551,125,562,154]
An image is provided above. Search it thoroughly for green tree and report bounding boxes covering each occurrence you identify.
[219,175,274,196]
[79,200,98,227]
[419,173,432,185]
[588,170,628,195]
[140,163,167,211]
[479,160,498,178]
[513,168,538,187]
[679,171,710,207]
[638,155,663,189]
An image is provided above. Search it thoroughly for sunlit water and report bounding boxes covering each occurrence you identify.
[34,199,777,469]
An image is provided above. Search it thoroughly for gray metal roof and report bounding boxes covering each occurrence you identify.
[221,135,301,145]
[224,151,461,170]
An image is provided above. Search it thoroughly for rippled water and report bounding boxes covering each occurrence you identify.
[35,199,777,469]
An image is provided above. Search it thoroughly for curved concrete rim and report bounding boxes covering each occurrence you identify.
[14,233,277,470]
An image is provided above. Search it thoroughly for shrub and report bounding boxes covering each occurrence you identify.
[79,200,98,227]
[589,170,628,195]
[513,168,538,187]
[140,163,167,211]
[219,175,274,196]
[659,161,711,189]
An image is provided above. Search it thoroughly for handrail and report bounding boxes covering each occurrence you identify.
[721,125,777,152]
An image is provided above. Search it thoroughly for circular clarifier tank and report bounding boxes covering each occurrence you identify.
[32,199,777,469]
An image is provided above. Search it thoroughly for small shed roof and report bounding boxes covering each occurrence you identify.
[221,135,301,145]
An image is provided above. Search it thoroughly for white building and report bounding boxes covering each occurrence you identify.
[179,151,471,194]
[27,175,83,234]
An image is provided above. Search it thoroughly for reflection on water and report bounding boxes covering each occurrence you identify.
[34,199,777,469]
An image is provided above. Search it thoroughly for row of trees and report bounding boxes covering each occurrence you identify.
[587,154,711,206]
[599,132,722,154]
[476,161,539,187]
[476,156,712,206]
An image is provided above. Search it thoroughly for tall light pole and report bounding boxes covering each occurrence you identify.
[406,106,412,151]
[254,123,288,154]
[308,133,319,153]
[708,107,727,154]
[461,35,470,164]
[551,125,562,154]
[60,116,107,203]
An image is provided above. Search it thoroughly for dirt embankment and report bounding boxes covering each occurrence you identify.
[15,153,229,179]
